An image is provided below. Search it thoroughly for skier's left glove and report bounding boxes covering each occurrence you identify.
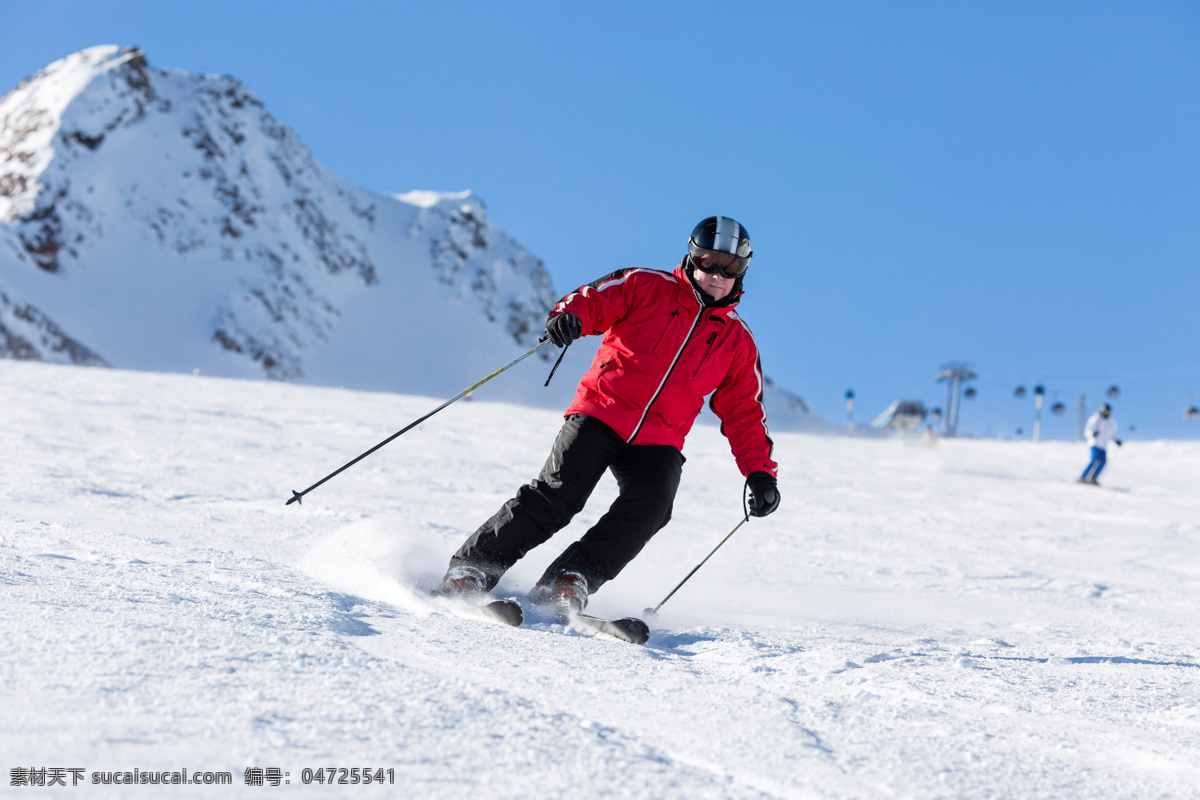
[746,471,780,518]
[545,312,582,347]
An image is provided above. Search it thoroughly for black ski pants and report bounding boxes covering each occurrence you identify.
[450,414,683,594]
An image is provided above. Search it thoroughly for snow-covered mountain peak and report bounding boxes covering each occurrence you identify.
[0,46,823,430]
[1,46,139,219]
[0,46,559,385]
[393,189,472,209]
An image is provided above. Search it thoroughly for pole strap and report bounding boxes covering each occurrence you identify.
[544,341,570,386]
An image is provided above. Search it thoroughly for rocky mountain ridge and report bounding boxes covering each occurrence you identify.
[0,45,822,429]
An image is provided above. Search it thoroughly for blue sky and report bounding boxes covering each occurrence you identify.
[4,1,1198,440]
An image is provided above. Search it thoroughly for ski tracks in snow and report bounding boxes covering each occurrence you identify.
[4,362,1200,798]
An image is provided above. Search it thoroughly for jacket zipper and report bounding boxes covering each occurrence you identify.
[627,301,705,443]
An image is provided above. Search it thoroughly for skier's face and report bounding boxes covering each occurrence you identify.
[690,250,744,280]
[691,262,735,301]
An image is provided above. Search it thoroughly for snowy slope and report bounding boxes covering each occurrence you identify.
[0,45,823,431]
[3,359,1199,798]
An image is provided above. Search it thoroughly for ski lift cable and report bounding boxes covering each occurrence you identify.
[977,366,1200,385]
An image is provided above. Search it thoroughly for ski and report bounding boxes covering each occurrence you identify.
[478,598,525,626]
[432,592,525,627]
[568,612,650,645]
[528,595,651,644]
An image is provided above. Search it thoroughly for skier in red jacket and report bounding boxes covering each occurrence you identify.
[439,216,779,613]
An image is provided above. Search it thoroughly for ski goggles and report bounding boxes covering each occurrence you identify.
[688,249,746,279]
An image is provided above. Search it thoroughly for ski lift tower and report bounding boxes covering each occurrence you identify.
[934,362,977,437]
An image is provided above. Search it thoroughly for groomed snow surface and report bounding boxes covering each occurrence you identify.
[3,360,1199,799]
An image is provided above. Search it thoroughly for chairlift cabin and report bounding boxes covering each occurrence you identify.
[964,387,977,399]
[1187,406,1200,420]
[1107,385,1120,399]
[1051,401,1065,415]
[871,400,929,432]
[1014,386,1027,398]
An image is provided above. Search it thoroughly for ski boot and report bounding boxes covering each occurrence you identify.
[437,565,487,596]
[531,570,589,616]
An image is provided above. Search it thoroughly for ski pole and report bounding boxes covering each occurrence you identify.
[645,514,750,616]
[286,338,554,506]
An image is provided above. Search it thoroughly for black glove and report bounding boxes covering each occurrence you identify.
[1115,439,1123,447]
[545,313,582,347]
[746,471,780,517]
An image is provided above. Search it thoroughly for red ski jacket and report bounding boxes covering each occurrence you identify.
[550,264,777,478]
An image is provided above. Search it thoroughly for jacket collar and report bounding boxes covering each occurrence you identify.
[674,260,744,309]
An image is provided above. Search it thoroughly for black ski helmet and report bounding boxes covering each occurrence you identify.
[688,216,752,276]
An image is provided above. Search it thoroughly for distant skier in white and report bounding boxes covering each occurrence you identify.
[1078,403,1121,485]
